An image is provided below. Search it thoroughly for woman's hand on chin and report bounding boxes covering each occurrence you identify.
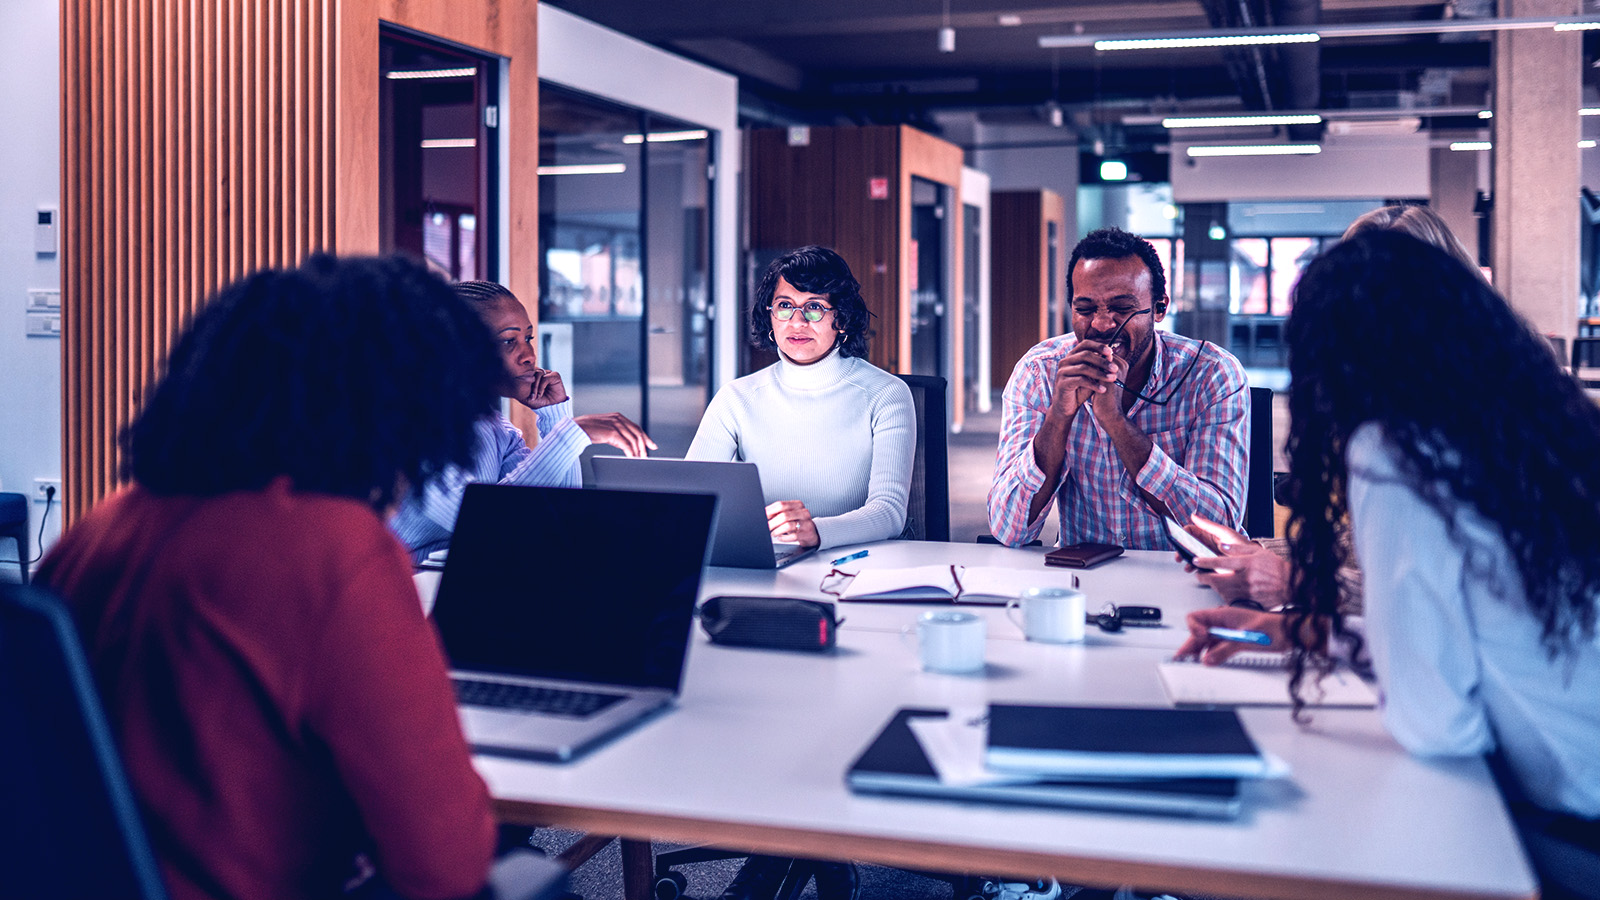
[765,500,820,549]
[515,368,570,410]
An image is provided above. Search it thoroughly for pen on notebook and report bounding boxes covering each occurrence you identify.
[1208,626,1273,646]
[831,550,869,566]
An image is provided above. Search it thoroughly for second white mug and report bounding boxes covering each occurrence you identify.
[1007,586,1087,644]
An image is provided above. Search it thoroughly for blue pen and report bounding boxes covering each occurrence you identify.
[1208,626,1273,646]
[830,550,869,566]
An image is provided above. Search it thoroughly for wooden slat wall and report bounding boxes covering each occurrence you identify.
[60,0,538,522]
[61,0,336,523]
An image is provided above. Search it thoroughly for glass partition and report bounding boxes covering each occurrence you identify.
[539,83,712,455]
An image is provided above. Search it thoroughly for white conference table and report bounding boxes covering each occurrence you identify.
[436,541,1538,900]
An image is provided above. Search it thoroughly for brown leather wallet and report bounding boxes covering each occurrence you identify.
[1044,542,1125,568]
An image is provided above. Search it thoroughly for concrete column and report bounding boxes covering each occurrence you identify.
[1492,0,1581,353]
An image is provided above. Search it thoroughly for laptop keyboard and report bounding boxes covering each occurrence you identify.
[453,678,628,719]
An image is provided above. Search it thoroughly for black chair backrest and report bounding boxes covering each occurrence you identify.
[1245,386,1275,539]
[895,374,950,542]
[0,583,170,900]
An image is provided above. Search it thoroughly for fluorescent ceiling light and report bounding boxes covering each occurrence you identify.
[1583,108,1600,116]
[1044,15,1600,51]
[1100,160,1129,181]
[1478,110,1494,119]
[621,129,710,144]
[997,14,1022,26]
[385,67,475,80]
[1186,144,1322,157]
[1163,113,1322,128]
[538,163,628,176]
[420,138,475,149]
[1583,140,1598,149]
[1095,33,1318,50]
[1450,141,1493,151]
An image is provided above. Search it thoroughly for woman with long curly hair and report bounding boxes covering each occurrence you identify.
[1178,231,1600,897]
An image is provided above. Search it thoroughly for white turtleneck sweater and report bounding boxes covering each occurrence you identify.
[686,348,916,550]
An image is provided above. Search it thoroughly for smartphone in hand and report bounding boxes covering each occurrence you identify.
[1164,516,1217,564]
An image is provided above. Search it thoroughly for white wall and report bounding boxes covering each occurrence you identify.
[538,5,742,390]
[1172,133,1431,202]
[967,122,1081,240]
[0,0,63,564]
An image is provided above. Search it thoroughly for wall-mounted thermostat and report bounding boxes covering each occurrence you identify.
[36,206,58,254]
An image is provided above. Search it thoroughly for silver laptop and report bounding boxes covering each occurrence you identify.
[431,483,716,762]
[590,457,817,569]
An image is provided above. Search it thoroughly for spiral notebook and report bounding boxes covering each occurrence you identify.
[1157,655,1377,708]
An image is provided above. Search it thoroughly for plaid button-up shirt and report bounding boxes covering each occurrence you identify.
[987,331,1249,550]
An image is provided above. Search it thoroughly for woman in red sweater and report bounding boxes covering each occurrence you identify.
[38,255,505,900]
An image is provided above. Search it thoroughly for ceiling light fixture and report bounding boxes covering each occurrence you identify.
[1478,110,1494,119]
[1186,144,1322,157]
[622,130,710,144]
[1100,160,1129,181]
[1582,140,1598,149]
[1450,141,1493,151]
[385,67,476,80]
[1042,15,1600,51]
[537,163,627,176]
[1095,33,1319,50]
[940,0,956,52]
[1583,108,1600,116]
[998,13,1022,26]
[1162,113,1322,128]
[420,138,476,149]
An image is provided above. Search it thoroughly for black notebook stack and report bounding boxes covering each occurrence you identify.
[846,704,1269,819]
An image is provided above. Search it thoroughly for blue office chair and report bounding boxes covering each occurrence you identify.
[1244,386,1276,539]
[0,491,29,583]
[896,374,950,542]
[0,582,170,899]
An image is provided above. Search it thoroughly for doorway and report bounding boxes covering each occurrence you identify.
[539,83,714,456]
[379,29,498,281]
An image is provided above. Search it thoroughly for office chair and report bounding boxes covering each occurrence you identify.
[896,374,950,542]
[0,582,566,900]
[1244,386,1276,539]
[0,582,170,899]
[0,491,29,583]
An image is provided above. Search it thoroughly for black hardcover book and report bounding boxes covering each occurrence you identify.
[984,705,1267,779]
[845,708,1243,819]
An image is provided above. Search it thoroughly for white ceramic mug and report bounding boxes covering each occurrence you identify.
[914,610,987,673]
[1006,586,1087,644]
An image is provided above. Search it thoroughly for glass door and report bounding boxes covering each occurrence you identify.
[910,177,949,378]
[379,29,497,281]
[539,84,713,455]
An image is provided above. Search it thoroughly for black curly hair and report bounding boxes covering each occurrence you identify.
[123,254,504,511]
[1067,227,1169,315]
[749,246,873,359]
[1280,230,1600,713]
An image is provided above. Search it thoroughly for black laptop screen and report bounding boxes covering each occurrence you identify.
[431,484,716,692]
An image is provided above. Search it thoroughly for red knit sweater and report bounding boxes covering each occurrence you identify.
[38,480,496,900]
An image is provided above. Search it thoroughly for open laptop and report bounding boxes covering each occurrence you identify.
[590,457,817,569]
[431,483,717,762]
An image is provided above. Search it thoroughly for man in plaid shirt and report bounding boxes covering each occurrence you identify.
[988,227,1249,550]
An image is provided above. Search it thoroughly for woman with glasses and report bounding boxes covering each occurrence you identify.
[687,245,914,551]
[1177,231,1600,899]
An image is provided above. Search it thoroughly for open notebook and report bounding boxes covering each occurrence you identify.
[837,564,1075,605]
[1157,654,1378,708]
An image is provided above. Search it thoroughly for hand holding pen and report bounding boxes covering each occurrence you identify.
[1173,605,1287,665]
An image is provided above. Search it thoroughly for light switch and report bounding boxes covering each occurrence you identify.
[27,289,60,311]
[35,207,58,254]
[25,312,61,337]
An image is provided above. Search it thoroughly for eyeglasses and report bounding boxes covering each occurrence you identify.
[770,301,834,323]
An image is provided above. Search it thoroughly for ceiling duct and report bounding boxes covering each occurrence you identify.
[1275,0,1323,141]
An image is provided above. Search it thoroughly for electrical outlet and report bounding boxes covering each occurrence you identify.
[34,478,61,501]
